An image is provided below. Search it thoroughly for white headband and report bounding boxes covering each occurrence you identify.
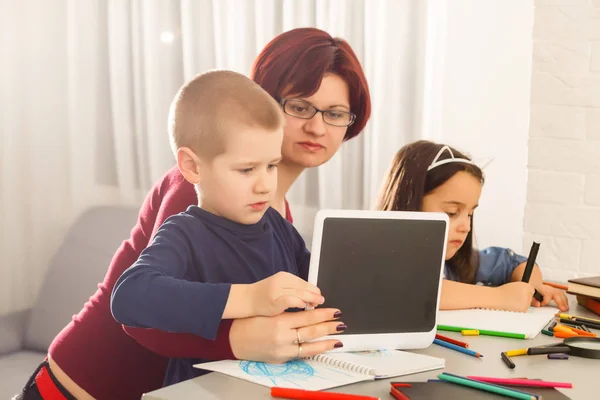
[427,146,493,171]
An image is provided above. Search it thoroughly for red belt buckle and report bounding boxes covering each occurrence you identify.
[35,365,69,400]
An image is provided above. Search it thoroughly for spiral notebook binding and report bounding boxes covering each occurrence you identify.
[309,354,376,377]
[476,307,521,313]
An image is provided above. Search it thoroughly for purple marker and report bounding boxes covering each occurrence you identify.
[548,353,569,360]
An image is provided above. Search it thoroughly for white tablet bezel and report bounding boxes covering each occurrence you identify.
[307,209,449,352]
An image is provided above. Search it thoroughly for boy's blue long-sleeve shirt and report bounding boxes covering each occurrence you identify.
[110,205,310,386]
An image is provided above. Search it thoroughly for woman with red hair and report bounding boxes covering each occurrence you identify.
[16,28,371,400]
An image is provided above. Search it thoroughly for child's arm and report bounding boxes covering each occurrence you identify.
[440,279,536,312]
[114,172,240,358]
[511,263,569,311]
[441,247,569,311]
[111,217,324,338]
[110,217,233,339]
[441,247,538,312]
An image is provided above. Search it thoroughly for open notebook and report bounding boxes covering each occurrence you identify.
[437,306,558,339]
[195,350,445,391]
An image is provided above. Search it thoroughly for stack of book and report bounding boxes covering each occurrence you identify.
[567,276,600,316]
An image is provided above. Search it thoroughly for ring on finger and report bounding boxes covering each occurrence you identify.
[297,343,303,359]
[293,328,303,345]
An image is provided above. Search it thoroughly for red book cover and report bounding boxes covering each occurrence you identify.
[576,294,600,316]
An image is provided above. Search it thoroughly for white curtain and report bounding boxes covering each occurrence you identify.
[0,0,441,315]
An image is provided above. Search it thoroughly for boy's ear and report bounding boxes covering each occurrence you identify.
[176,147,203,185]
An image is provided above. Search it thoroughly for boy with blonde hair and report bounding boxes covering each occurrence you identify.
[111,71,324,386]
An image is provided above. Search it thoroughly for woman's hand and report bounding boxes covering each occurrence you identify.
[229,308,345,364]
[532,284,569,312]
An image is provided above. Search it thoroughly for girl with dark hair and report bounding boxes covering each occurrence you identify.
[377,140,569,312]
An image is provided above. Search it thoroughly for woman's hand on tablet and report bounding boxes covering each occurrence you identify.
[249,271,325,317]
[229,308,345,363]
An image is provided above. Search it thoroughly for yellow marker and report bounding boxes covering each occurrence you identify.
[505,348,528,357]
[461,330,480,336]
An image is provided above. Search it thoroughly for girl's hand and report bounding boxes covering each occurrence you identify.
[229,308,345,363]
[532,284,569,312]
[495,282,536,312]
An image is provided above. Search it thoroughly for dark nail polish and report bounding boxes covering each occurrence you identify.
[333,311,343,318]
[334,342,344,348]
[336,324,347,332]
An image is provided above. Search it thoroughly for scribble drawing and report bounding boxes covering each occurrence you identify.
[239,360,314,386]
[238,359,356,388]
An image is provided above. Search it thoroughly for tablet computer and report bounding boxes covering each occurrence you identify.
[307,209,448,352]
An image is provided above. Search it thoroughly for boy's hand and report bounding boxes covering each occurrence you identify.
[495,282,536,312]
[532,284,569,312]
[249,272,325,317]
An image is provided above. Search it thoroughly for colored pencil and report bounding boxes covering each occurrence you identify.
[389,386,409,400]
[435,333,469,348]
[438,373,539,400]
[543,281,568,290]
[271,387,379,400]
[466,376,573,389]
[433,338,483,358]
[437,325,527,339]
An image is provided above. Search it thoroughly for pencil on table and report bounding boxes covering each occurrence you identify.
[435,333,469,348]
[438,373,540,400]
[433,339,483,358]
[543,281,568,290]
[389,386,410,400]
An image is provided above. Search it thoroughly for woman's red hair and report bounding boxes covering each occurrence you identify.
[250,27,371,141]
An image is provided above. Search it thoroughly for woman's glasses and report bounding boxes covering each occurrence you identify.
[281,99,355,127]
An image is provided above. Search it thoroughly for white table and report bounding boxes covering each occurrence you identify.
[143,298,597,399]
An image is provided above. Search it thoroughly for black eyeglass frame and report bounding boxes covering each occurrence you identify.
[280,98,356,127]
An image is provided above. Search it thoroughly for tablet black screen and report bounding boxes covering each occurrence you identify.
[315,216,446,334]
